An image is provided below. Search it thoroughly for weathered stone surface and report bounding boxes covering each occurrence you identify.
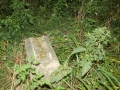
[25,36,60,80]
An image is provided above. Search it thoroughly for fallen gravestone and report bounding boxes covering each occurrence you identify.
[25,36,60,80]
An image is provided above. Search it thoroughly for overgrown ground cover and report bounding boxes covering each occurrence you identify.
[0,0,120,90]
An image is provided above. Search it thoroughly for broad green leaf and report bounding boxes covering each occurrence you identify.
[50,66,71,83]
[81,61,92,77]
[70,46,85,56]
[50,73,62,83]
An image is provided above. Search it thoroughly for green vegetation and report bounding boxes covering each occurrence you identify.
[0,0,120,90]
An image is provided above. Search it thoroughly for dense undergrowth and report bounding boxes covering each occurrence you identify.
[0,0,120,90]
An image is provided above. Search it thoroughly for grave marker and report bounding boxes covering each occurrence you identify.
[25,36,60,80]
